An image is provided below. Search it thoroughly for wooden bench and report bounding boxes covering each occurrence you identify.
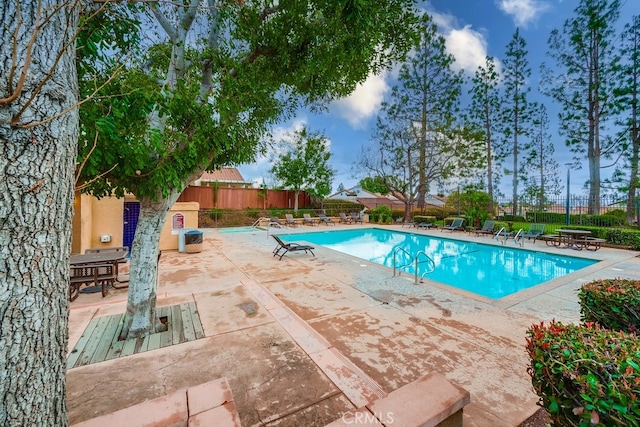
[69,263,116,301]
[541,234,561,247]
[85,247,129,282]
[580,237,606,251]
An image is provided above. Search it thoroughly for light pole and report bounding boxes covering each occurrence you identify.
[565,163,571,226]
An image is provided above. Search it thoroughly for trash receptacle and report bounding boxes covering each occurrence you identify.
[184,230,203,253]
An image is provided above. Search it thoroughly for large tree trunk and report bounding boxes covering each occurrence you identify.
[0,1,79,425]
[119,192,180,339]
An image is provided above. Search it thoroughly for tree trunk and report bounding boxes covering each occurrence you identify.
[627,72,639,225]
[294,190,300,212]
[119,192,180,339]
[1,1,78,425]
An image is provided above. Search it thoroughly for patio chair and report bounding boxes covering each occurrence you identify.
[339,213,352,224]
[441,218,464,232]
[285,214,298,227]
[318,213,335,225]
[521,223,546,243]
[349,212,363,224]
[269,217,285,228]
[303,213,318,226]
[416,221,437,229]
[272,235,315,260]
[475,220,495,236]
[401,218,415,227]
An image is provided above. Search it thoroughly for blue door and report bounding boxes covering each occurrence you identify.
[123,202,140,252]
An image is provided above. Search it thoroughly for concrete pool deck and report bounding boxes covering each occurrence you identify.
[66,224,640,426]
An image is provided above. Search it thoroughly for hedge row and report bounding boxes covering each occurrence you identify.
[554,226,640,250]
[525,210,627,227]
[579,279,640,335]
[526,322,640,426]
[527,279,640,426]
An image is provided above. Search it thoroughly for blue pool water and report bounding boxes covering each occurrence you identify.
[280,228,597,299]
[218,226,260,234]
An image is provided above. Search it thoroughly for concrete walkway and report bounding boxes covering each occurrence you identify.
[67,225,640,426]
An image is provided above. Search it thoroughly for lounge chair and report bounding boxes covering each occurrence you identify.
[285,214,298,227]
[269,217,285,228]
[521,223,546,243]
[475,220,495,236]
[318,213,335,225]
[416,221,436,229]
[401,218,415,227]
[272,235,315,260]
[350,212,363,224]
[441,218,464,232]
[339,213,352,224]
[303,213,318,226]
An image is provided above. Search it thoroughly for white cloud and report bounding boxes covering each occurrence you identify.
[332,73,389,129]
[427,9,493,76]
[446,25,491,74]
[497,0,550,28]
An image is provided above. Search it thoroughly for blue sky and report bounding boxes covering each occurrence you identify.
[238,0,640,197]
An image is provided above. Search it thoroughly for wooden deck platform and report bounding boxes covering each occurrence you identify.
[67,302,205,369]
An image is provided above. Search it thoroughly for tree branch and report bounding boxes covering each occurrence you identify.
[0,0,46,105]
[10,0,106,124]
[148,1,177,41]
[228,5,279,78]
[14,61,126,128]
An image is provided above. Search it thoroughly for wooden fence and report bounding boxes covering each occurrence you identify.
[177,186,311,210]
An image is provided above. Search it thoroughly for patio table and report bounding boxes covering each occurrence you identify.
[555,229,592,250]
[70,252,127,293]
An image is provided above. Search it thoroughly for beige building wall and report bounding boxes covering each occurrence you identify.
[72,192,125,254]
[72,194,199,254]
[160,202,200,251]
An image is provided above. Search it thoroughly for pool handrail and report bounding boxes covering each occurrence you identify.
[392,246,436,284]
[251,217,272,228]
[494,227,508,245]
[393,246,413,276]
[415,251,436,284]
[513,228,524,247]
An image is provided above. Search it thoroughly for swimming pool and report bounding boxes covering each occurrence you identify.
[218,226,261,234]
[280,228,597,299]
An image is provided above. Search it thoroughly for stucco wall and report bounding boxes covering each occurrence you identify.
[72,193,124,254]
[160,202,200,251]
[72,194,198,254]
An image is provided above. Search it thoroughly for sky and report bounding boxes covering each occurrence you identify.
[237,0,640,198]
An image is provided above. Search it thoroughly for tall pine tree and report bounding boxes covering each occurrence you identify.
[502,29,533,216]
[542,0,621,214]
[468,56,502,214]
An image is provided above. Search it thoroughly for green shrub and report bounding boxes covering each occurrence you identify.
[391,209,406,221]
[578,279,640,334]
[526,321,640,426]
[413,215,436,224]
[370,205,392,223]
[209,208,223,221]
[526,210,629,227]
[421,207,446,220]
[320,199,364,216]
[500,214,526,222]
[494,221,509,232]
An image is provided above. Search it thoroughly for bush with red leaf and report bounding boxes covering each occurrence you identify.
[526,321,640,426]
[578,278,640,334]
